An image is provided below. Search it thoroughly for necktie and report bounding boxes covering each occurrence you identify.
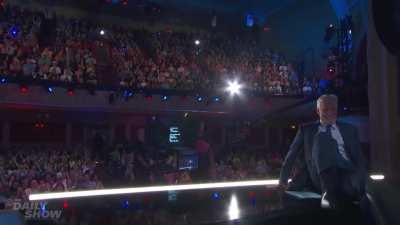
[327,124,350,162]
[326,124,332,133]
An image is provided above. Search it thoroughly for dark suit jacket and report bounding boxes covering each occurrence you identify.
[279,121,367,192]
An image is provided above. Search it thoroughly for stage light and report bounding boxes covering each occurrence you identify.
[245,13,254,27]
[212,192,220,200]
[161,95,168,101]
[228,194,240,220]
[213,96,220,102]
[146,95,153,101]
[20,85,28,93]
[35,123,44,129]
[123,200,129,208]
[39,201,46,216]
[123,89,134,98]
[226,80,242,96]
[9,25,18,38]
[291,125,296,129]
[100,30,105,36]
[370,174,384,180]
[248,191,255,198]
[194,40,200,45]
[196,95,204,102]
[143,195,151,204]
[264,190,273,197]
[29,179,279,201]
[168,191,177,201]
[34,123,45,129]
[324,24,336,42]
[67,90,74,96]
[67,87,74,96]
[63,200,68,209]
[47,87,54,93]
[0,77,6,83]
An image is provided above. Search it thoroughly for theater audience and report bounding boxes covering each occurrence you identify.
[0,140,283,225]
[214,150,280,181]
[0,5,320,95]
[0,145,103,201]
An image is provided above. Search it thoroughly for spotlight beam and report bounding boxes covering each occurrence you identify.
[29,179,279,201]
[370,174,384,180]
[226,80,242,96]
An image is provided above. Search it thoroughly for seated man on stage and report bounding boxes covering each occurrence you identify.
[279,94,368,209]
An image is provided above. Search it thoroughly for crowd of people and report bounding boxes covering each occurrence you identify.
[0,5,323,95]
[214,150,282,181]
[0,145,104,201]
[0,6,99,85]
[105,140,283,188]
[0,136,283,225]
[0,142,283,201]
[107,144,193,186]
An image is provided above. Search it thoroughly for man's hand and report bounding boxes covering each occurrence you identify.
[279,183,288,191]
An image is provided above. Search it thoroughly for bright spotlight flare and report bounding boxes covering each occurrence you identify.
[228,195,240,220]
[370,174,385,180]
[29,179,279,201]
[226,80,242,96]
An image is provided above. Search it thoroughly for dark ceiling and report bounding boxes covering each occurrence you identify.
[151,0,299,14]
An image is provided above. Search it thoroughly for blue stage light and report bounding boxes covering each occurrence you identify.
[213,96,220,102]
[197,96,204,102]
[123,90,134,97]
[9,25,18,38]
[162,95,168,101]
[0,77,6,84]
[47,87,54,93]
[123,200,129,208]
[246,13,254,27]
[212,192,220,200]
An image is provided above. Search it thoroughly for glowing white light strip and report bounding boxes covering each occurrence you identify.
[228,195,240,220]
[370,174,385,180]
[29,179,279,201]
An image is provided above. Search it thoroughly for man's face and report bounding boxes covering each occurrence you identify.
[317,101,337,124]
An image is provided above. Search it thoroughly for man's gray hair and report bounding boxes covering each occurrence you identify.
[317,94,338,109]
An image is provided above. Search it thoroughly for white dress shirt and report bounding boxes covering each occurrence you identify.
[318,122,350,161]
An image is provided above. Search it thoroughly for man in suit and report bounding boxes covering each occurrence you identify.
[280,94,368,209]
